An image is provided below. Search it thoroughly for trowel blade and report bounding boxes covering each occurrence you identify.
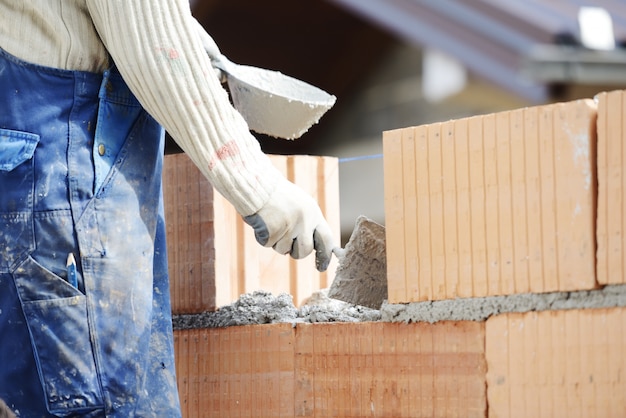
[328,216,387,309]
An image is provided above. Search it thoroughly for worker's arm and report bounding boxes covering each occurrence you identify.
[86,0,334,269]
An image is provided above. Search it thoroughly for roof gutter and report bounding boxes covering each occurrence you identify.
[524,45,626,85]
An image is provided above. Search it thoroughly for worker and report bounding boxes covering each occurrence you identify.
[0,0,334,416]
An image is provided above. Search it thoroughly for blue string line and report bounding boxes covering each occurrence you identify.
[338,153,383,163]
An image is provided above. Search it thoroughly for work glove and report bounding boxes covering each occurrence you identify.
[243,179,335,272]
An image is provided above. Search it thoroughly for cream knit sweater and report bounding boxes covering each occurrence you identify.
[0,0,282,216]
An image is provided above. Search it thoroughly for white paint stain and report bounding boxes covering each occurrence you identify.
[131,287,137,322]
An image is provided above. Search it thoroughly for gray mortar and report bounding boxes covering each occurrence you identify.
[173,289,381,330]
[172,285,626,330]
[380,284,626,323]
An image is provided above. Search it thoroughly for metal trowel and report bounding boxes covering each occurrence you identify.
[197,22,336,140]
[328,216,387,309]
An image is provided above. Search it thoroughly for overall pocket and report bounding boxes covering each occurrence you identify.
[0,128,38,172]
[13,256,104,415]
[0,128,39,272]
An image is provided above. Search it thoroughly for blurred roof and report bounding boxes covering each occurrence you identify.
[327,0,626,102]
[182,0,626,155]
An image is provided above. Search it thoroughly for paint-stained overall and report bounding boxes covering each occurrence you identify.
[0,48,181,417]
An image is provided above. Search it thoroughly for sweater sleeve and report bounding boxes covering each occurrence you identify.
[86,0,283,216]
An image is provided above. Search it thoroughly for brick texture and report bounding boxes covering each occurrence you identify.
[486,307,626,418]
[164,153,216,314]
[174,324,295,417]
[383,99,598,303]
[174,321,487,418]
[597,90,626,285]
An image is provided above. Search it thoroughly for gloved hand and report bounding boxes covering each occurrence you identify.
[243,179,335,272]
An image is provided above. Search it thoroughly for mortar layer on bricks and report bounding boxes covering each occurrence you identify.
[172,284,626,329]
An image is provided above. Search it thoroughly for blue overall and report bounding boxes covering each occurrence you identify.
[0,48,181,417]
